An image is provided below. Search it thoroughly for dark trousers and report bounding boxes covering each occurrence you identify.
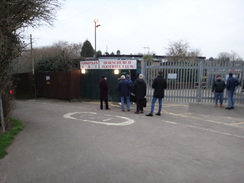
[136,99,144,112]
[100,98,109,109]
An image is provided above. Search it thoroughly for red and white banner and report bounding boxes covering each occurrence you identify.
[80,60,137,70]
[99,60,137,69]
[80,61,99,69]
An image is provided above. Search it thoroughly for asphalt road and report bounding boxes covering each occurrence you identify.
[0,99,244,183]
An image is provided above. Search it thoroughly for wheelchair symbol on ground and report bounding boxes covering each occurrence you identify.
[63,112,134,126]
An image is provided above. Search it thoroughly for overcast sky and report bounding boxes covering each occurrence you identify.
[25,0,244,59]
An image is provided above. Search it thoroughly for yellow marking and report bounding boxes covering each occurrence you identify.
[162,109,243,127]
[228,121,244,126]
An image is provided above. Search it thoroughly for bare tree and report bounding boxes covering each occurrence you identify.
[166,40,201,62]
[217,51,243,62]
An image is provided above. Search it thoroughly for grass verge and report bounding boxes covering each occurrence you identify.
[0,118,24,159]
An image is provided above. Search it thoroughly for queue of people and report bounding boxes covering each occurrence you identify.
[99,71,168,116]
[99,71,242,114]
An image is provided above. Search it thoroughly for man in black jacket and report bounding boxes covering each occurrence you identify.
[146,71,167,117]
[212,75,226,108]
[133,74,146,113]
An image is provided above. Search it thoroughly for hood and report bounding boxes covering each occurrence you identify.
[137,78,144,84]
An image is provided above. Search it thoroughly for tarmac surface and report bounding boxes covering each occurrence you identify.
[0,99,244,183]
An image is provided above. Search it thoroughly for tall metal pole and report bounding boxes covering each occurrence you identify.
[94,19,100,58]
[94,20,97,58]
[30,34,36,97]
[30,34,34,75]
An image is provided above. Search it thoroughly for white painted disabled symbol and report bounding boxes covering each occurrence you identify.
[63,112,134,126]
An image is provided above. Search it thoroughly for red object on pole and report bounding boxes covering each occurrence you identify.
[9,90,13,94]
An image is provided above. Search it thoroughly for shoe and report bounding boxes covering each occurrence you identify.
[135,111,140,114]
[127,109,130,112]
[146,113,153,117]
[122,110,125,112]
[230,107,234,109]
[225,107,232,110]
[140,111,144,114]
[220,105,224,108]
[156,113,161,116]
[214,105,218,107]
[106,108,111,110]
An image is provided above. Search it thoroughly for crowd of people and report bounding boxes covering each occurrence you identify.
[212,72,242,110]
[99,71,243,115]
[99,71,168,117]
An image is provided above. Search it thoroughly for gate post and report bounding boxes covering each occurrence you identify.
[196,59,205,102]
[0,94,5,132]
[141,58,145,76]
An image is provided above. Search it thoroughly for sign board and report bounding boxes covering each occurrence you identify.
[80,60,137,70]
[99,60,137,69]
[80,61,99,69]
[168,73,177,79]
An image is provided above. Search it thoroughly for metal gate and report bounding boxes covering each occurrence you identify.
[143,59,244,104]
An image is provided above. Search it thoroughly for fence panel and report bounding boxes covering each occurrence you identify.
[143,59,244,104]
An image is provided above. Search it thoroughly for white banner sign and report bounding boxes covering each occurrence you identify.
[99,60,137,69]
[80,61,99,69]
[80,60,137,70]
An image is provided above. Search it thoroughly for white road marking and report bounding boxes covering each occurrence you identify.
[161,119,244,139]
[103,118,112,122]
[63,112,134,126]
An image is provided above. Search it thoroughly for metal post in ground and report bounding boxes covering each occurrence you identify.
[0,94,5,133]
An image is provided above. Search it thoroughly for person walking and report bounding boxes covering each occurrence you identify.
[212,75,226,108]
[99,76,109,110]
[146,71,167,117]
[117,75,131,111]
[226,73,239,110]
[133,74,146,114]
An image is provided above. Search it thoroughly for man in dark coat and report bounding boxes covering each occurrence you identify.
[212,75,226,108]
[117,75,131,111]
[146,71,167,116]
[99,76,109,110]
[226,73,239,110]
[133,74,146,113]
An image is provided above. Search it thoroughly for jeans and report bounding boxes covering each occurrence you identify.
[149,97,163,114]
[214,92,223,105]
[227,90,234,108]
[121,96,130,110]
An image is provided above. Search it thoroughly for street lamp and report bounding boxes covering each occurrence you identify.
[94,19,100,58]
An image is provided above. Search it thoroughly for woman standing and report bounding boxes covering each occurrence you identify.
[133,74,146,113]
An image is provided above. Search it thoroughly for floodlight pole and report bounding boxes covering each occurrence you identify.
[94,19,100,58]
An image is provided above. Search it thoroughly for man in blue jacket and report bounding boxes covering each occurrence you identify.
[226,73,239,110]
[117,75,131,112]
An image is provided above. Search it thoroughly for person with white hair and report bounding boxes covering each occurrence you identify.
[117,75,131,112]
[133,74,147,113]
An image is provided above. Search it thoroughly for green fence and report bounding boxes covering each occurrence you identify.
[81,70,132,101]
